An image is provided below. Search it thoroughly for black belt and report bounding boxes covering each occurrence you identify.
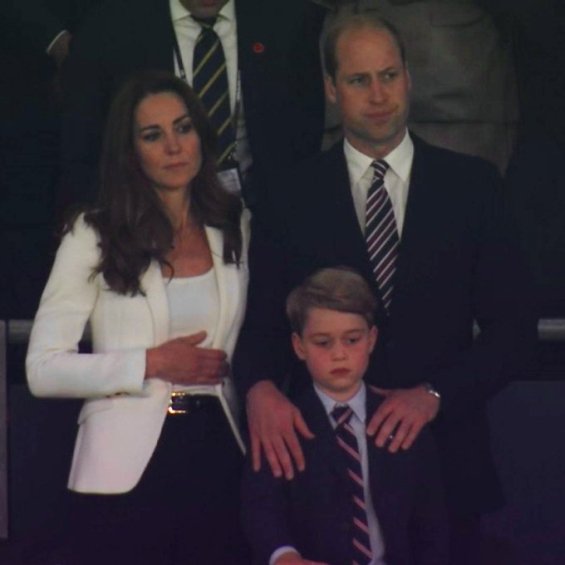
[167,392,220,416]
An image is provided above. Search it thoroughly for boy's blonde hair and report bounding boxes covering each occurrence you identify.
[286,267,377,335]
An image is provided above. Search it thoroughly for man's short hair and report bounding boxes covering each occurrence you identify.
[322,10,406,79]
[286,267,377,335]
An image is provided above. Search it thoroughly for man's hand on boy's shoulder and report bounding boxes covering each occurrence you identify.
[367,385,440,453]
[247,380,315,480]
[274,550,329,565]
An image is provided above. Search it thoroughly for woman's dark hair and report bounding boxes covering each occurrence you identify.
[79,70,242,295]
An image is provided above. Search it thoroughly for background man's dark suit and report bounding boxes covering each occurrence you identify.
[242,384,448,565]
[4,0,102,54]
[0,0,103,319]
[59,0,325,209]
[234,135,537,517]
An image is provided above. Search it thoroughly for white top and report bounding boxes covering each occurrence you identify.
[169,0,251,174]
[166,269,219,343]
[345,131,414,236]
[166,268,220,395]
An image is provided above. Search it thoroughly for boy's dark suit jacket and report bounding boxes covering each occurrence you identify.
[242,384,448,565]
[234,136,538,514]
[59,0,325,207]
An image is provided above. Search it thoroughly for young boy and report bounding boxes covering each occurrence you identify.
[242,267,448,565]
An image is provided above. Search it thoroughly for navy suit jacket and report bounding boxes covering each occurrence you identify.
[234,136,538,513]
[59,0,325,208]
[242,383,448,565]
[4,0,101,53]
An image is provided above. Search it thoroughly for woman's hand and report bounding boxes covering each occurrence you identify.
[145,331,228,385]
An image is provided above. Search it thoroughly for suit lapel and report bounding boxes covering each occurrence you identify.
[147,0,179,73]
[322,144,378,287]
[321,144,390,315]
[366,387,406,546]
[391,136,443,317]
[366,389,388,501]
[234,0,252,65]
[299,385,348,479]
[395,135,427,276]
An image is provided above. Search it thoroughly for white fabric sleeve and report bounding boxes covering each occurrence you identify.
[26,216,146,398]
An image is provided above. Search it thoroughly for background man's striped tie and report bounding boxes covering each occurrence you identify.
[192,17,236,166]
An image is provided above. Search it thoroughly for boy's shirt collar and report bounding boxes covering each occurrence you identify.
[313,381,367,425]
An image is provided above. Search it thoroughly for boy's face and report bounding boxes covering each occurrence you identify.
[292,308,377,402]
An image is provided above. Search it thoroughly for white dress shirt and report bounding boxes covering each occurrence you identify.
[345,131,414,237]
[169,0,251,173]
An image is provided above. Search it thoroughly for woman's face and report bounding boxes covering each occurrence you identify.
[133,91,202,195]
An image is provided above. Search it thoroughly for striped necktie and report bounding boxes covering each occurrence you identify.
[192,16,235,166]
[365,160,399,313]
[331,404,373,565]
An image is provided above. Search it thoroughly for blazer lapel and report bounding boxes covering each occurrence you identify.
[299,385,348,480]
[205,225,230,349]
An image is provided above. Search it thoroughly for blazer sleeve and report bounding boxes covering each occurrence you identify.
[241,452,296,565]
[26,216,146,398]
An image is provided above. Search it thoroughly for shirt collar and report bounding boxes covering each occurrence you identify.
[170,0,235,23]
[314,381,367,425]
[343,129,413,185]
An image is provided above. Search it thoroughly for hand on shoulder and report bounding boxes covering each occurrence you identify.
[367,384,440,453]
[247,380,314,480]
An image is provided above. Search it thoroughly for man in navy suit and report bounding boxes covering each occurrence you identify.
[234,11,537,565]
[58,0,326,210]
[242,267,448,565]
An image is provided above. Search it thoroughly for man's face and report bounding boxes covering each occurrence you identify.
[325,25,411,159]
[180,0,228,19]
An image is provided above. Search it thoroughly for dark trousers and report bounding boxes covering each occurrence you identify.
[449,510,482,565]
[63,400,250,565]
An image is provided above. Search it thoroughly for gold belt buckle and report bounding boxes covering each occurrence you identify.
[168,391,190,415]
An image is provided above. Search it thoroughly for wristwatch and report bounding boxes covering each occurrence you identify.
[423,382,441,400]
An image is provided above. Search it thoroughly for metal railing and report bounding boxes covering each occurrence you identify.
[0,322,7,539]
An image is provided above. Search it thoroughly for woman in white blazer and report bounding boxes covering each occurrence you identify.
[26,71,251,564]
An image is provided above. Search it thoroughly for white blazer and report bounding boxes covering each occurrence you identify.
[26,211,250,494]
